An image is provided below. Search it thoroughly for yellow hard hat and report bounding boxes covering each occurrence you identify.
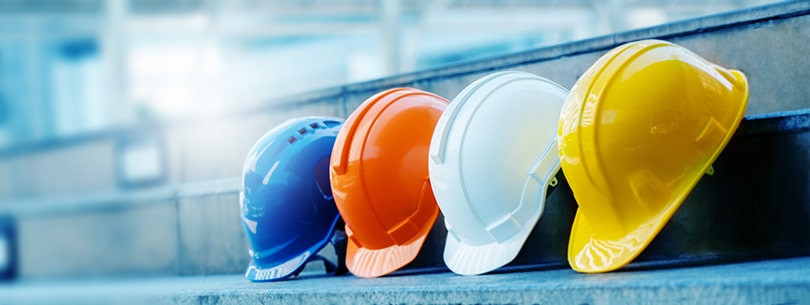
[558,39,749,273]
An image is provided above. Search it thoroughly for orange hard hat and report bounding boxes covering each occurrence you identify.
[330,88,448,278]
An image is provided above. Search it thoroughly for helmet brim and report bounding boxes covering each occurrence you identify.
[245,250,311,282]
[345,212,436,278]
[245,213,342,282]
[567,207,670,273]
[443,208,539,275]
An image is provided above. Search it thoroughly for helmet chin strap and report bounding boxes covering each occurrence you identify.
[325,225,349,275]
[291,218,349,278]
[329,217,349,275]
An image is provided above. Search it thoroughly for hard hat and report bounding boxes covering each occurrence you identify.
[330,88,449,278]
[429,71,568,275]
[559,39,749,273]
[240,117,346,281]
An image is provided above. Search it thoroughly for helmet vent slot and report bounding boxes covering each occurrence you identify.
[288,136,296,144]
[323,120,341,128]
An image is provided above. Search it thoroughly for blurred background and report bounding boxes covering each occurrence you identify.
[0,0,797,287]
[0,0,783,149]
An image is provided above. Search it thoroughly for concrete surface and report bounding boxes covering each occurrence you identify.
[2,178,241,279]
[2,1,810,279]
[16,199,179,278]
[1,257,809,305]
[0,109,808,279]
[177,192,248,276]
[2,1,810,199]
[3,139,117,198]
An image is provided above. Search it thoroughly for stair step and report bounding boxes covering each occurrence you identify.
[1,0,810,280]
[0,110,808,280]
[0,178,245,279]
[1,257,809,305]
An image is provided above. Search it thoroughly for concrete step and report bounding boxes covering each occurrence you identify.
[1,2,809,304]
[0,178,247,279]
[1,256,809,305]
[2,1,810,199]
[0,109,807,280]
[1,0,810,281]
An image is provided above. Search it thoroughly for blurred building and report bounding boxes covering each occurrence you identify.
[0,0,781,149]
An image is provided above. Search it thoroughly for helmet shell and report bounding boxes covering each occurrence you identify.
[330,88,448,278]
[559,39,749,273]
[429,71,568,275]
[240,117,344,281]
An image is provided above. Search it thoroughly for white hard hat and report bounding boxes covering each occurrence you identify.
[428,71,567,275]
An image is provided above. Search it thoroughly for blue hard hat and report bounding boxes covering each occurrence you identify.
[240,116,345,281]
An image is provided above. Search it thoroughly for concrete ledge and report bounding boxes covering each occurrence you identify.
[0,178,246,279]
[0,178,240,217]
[1,109,809,279]
[1,257,809,305]
[17,201,180,278]
[326,1,810,101]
